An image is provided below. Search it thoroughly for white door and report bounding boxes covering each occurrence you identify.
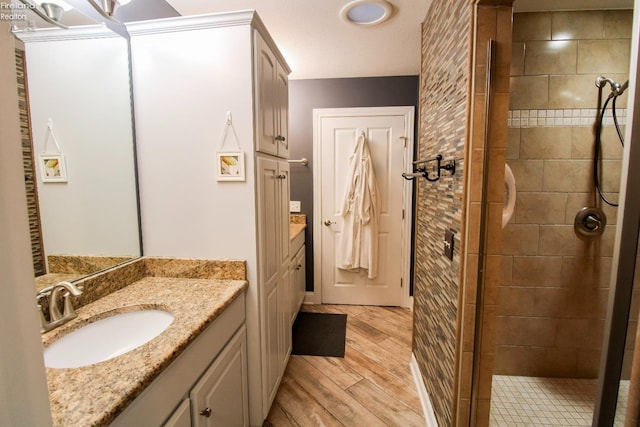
[314,107,414,306]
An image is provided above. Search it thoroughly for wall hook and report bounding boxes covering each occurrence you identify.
[402,154,456,182]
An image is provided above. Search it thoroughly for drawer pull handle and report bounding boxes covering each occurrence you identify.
[296,264,302,270]
[200,407,212,417]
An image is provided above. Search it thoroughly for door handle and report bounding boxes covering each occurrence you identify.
[324,220,335,226]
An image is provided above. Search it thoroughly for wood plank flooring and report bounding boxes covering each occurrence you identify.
[265,304,424,426]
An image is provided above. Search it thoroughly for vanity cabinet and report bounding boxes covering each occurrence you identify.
[128,11,291,425]
[112,294,247,427]
[161,326,248,427]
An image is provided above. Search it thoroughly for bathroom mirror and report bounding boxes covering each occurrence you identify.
[13,18,141,290]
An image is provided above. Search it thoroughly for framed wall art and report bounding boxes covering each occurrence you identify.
[39,153,67,183]
[216,151,245,181]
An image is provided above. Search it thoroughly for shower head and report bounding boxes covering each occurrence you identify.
[596,76,629,98]
[596,75,619,91]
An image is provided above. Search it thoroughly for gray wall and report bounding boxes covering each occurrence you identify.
[288,76,419,292]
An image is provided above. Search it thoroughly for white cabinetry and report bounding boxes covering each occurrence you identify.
[128,11,291,426]
[162,326,248,427]
[255,33,289,159]
[112,295,247,427]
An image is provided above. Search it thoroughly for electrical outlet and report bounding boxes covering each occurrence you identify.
[290,201,301,213]
[444,229,454,260]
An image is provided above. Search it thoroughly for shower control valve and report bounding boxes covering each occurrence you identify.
[574,207,606,238]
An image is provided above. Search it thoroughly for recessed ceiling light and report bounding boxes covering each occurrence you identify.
[340,0,394,26]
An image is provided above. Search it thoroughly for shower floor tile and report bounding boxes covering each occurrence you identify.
[490,375,629,426]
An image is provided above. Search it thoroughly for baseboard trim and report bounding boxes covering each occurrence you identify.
[303,291,318,305]
[411,353,438,427]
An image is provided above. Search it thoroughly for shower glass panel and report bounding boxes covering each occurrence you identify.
[491,5,634,425]
[614,230,640,424]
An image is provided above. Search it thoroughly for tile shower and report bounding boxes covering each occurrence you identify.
[492,9,635,424]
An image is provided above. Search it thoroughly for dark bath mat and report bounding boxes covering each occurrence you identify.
[292,312,347,358]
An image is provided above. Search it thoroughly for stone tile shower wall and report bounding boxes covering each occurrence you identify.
[15,46,45,277]
[413,0,471,425]
[496,10,633,378]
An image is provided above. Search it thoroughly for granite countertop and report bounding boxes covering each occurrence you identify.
[43,276,247,427]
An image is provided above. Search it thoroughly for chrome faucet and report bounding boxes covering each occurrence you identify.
[37,281,83,333]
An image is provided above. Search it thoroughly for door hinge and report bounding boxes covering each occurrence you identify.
[400,136,407,148]
[400,278,403,288]
[402,209,405,220]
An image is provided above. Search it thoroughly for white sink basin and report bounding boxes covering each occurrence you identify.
[44,309,174,369]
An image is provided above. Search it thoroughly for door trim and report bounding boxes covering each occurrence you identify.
[311,106,415,308]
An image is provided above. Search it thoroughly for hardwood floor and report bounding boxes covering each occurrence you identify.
[265,304,425,426]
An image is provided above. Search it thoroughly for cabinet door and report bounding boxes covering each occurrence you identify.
[163,399,191,427]
[275,66,289,158]
[255,33,277,156]
[257,156,280,292]
[191,326,248,427]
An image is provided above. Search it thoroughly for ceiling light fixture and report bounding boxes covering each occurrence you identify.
[340,0,393,26]
[17,0,69,28]
[40,3,63,21]
[87,0,132,20]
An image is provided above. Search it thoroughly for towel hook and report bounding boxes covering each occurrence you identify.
[401,154,456,182]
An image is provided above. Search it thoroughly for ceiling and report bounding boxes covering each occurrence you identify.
[164,0,431,80]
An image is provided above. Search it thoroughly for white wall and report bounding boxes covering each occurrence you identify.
[0,21,52,426]
[130,25,257,261]
[24,35,140,258]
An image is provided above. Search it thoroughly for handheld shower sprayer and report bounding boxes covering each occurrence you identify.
[618,79,630,97]
[593,75,628,207]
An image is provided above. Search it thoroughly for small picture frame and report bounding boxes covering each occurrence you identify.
[216,151,245,182]
[39,154,67,183]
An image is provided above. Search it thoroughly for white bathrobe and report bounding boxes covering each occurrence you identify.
[338,132,381,279]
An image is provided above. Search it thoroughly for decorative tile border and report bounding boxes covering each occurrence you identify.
[508,108,627,128]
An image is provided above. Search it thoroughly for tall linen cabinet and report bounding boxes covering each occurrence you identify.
[127,12,291,426]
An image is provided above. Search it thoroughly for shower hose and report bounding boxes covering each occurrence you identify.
[594,85,626,207]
